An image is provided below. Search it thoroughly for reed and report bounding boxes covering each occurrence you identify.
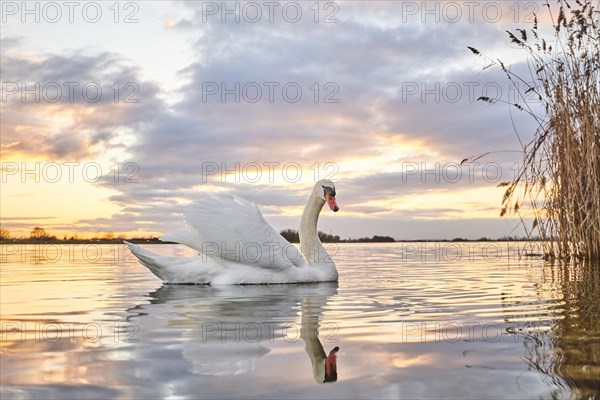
[468,0,600,260]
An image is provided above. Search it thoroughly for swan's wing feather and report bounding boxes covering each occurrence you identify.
[160,230,205,254]
[184,195,304,270]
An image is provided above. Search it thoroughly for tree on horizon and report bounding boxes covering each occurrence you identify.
[30,226,51,240]
[0,227,10,240]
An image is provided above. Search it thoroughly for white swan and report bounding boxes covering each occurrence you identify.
[125,179,339,284]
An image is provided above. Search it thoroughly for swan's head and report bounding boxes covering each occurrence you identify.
[316,180,339,212]
[324,346,339,382]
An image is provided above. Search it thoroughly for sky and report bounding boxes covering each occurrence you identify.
[1,0,564,240]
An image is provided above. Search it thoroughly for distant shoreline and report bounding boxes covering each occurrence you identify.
[0,237,540,245]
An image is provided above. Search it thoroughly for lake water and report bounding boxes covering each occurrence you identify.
[1,243,599,399]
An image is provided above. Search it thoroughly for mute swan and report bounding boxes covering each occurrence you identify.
[125,180,339,284]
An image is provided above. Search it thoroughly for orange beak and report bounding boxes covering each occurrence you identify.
[324,346,339,382]
[326,193,339,212]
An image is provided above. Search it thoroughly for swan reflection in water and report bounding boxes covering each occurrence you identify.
[300,290,339,383]
[126,282,340,384]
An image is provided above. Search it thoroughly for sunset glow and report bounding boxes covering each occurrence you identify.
[0,1,543,240]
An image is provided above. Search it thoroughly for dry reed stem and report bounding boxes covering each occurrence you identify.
[467,0,600,261]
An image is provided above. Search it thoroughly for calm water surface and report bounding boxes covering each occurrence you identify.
[1,243,599,399]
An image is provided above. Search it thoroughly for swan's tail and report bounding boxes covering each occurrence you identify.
[124,241,220,284]
[124,241,172,281]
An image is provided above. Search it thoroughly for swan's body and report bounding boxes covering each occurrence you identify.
[125,180,339,284]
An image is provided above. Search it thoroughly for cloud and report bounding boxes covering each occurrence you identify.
[1,41,164,161]
[2,1,545,238]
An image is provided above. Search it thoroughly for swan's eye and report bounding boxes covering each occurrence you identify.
[323,186,336,198]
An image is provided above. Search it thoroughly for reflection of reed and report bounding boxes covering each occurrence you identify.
[547,261,600,397]
[503,260,600,398]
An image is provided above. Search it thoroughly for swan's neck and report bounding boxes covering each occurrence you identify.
[299,192,329,266]
[301,298,327,383]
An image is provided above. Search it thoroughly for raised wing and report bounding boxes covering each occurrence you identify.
[164,195,305,271]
